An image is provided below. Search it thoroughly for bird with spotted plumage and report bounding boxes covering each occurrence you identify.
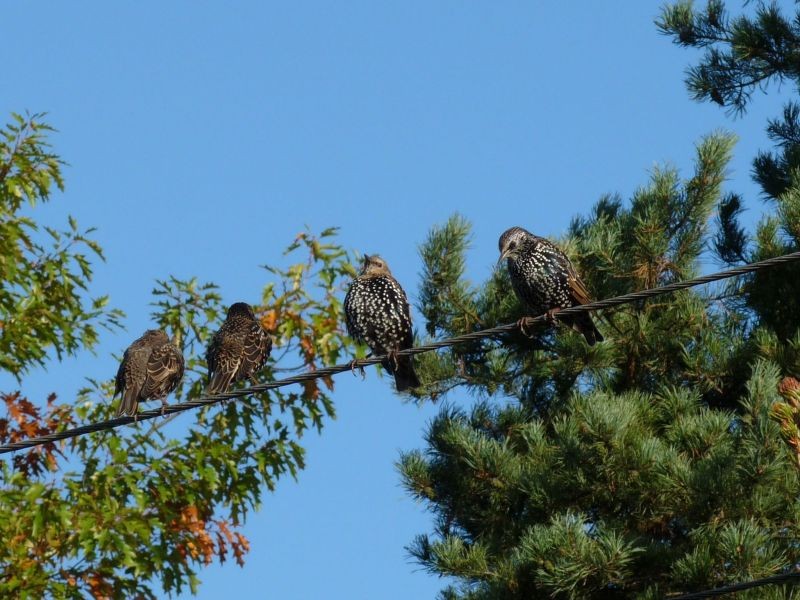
[344,254,421,392]
[115,329,185,418]
[498,226,603,345]
[206,302,272,395]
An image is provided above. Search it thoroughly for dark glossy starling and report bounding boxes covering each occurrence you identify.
[115,329,185,417]
[344,255,421,392]
[498,226,603,346]
[206,302,272,394]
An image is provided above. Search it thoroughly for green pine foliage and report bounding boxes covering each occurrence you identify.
[400,130,800,597]
[660,1,800,341]
[657,0,800,115]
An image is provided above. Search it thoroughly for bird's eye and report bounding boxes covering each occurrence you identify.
[509,242,517,250]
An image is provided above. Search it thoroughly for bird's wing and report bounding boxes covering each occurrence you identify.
[116,346,150,416]
[114,351,128,397]
[207,351,240,394]
[566,270,593,306]
[343,282,360,341]
[541,238,594,306]
[206,328,240,393]
[394,277,415,348]
[236,322,272,380]
[142,344,185,399]
[205,330,225,382]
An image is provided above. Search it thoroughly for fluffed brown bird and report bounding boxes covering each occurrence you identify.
[206,302,272,394]
[115,329,185,417]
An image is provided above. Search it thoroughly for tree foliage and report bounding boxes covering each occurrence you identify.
[659,2,800,340]
[0,113,123,376]
[10,5,800,596]
[401,128,800,597]
[396,7,800,594]
[657,0,800,115]
[0,114,359,598]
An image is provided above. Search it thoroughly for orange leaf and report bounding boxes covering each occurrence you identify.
[300,337,316,360]
[260,310,277,333]
[216,520,235,544]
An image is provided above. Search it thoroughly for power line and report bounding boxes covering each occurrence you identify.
[1,250,800,456]
[669,571,800,599]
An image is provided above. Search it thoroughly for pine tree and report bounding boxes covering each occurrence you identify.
[401,145,800,597]
[396,5,800,597]
[659,0,800,339]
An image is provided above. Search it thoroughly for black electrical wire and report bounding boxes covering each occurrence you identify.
[1,250,799,457]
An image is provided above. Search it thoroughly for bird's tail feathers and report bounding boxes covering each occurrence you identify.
[392,357,421,392]
[117,386,140,417]
[206,370,234,395]
[575,314,603,346]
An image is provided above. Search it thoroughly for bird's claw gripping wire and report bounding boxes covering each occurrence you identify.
[349,358,366,380]
[387,349,401,371]
[517,317,536,338]
[544,307,562,325]
[518,308,562,338]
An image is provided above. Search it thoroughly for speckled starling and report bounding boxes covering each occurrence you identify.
[344,255,421,392]
[115,329,185,417]
[206,302,272,394]
[498,226,603,345]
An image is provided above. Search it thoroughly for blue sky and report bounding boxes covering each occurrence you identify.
[1,2,795,598]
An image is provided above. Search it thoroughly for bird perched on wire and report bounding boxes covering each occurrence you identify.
[498,226,603,345]
[344,254,421,392]
[206,302,272,395]
[115,329,185,418]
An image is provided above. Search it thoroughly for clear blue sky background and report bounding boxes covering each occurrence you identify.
[1,2,794,598]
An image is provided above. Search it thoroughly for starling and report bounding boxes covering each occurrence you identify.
[344,255,421,392]
[115,329,185,417]
[206,302,272,394]
[498,226,603,345]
